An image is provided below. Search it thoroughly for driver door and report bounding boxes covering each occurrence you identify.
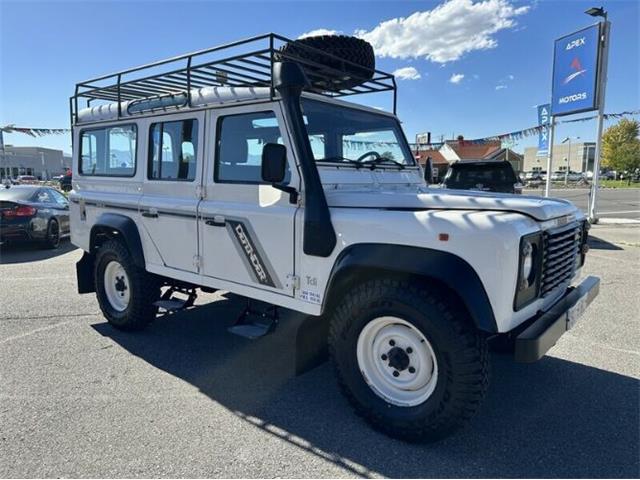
[198,103,300,296]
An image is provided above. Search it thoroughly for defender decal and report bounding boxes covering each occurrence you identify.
[226,219,280,288]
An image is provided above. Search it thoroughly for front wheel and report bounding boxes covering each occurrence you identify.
[94,239,160,331]
[329,279,489,442]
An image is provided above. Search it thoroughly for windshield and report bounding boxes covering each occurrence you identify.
[444,163,517,188]
[300,99,415,167]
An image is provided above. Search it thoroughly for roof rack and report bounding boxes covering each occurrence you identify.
[70,33,397,125]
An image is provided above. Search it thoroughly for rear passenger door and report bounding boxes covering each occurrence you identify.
[139,112,204,272]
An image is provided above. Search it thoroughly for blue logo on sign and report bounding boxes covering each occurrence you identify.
[551,24,601,116]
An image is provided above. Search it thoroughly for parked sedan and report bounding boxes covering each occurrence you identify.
[0,185,70,249]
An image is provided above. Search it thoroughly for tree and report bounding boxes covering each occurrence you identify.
[602,119,640,178]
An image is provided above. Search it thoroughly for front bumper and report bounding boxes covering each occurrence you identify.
[514,275,600,363]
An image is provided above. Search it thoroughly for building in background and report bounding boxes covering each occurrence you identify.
[523,142,595,173]
[414,136,524,178]
[0,146,71,180]
[413,149,449,182]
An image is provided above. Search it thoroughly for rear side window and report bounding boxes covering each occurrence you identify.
[148,119,198,181]
[215,111,289,184]
[80,125,137,177]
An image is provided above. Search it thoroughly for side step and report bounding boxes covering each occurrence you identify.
[153,287,197,312]
[228,301,279,339]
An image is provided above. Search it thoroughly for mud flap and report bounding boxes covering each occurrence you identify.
[295,313,329,375]
[76,252,95,294]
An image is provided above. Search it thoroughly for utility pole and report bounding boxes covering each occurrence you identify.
[0,130,5,182]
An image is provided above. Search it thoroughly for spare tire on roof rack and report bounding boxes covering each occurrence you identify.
[278,35,375,92]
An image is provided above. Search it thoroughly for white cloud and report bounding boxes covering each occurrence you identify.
[393,66,422,80]
[449,73,465,84]
[495,74,515,89]
[298,29,341,39]
[356,0,529,63]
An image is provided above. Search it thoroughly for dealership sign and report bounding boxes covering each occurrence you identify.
[536,104,551,157]
[551,24,602,116]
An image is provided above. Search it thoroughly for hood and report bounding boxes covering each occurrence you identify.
[324,187,577,221]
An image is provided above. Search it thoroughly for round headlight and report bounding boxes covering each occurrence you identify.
[521,241,534,285]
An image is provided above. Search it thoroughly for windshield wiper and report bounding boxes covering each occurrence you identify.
[321,156,365,169]
[361,156,406,170]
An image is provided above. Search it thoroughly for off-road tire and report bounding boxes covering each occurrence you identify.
[329,279,489,442]
[279,35,375,91]
[43,218,60,249]
[94,239,160,331]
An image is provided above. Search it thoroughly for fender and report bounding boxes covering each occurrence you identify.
[90,212,145,268]
[323,243,498,333]
[77,213,146,294]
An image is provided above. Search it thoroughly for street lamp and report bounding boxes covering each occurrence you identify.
[561,136,579,185]
[585,6,607,19]
[585,6,609,223]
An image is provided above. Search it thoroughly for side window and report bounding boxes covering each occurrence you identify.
[148,119,198,181]
[215,111,290,184]
[80,125,137,176]
[50,189,68,206]
[35,190,54,203]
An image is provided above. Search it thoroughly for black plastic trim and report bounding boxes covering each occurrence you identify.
[515,275,599,362]
[513,232,544,311]
[274,61,336,257]
[76,252,96,294]
[324,243,498,332]
[90,212,145,268]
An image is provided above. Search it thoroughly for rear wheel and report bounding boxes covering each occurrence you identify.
[43,218,60,249]
[94,239,160,331]
[329,279,489,442]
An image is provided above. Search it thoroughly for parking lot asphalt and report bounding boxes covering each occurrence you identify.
[1,225,639,478]
[523,187,640,220]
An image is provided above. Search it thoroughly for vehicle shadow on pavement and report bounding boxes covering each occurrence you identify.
[0,240,76,264]
[93,297,640,479]
[588,235,624,251]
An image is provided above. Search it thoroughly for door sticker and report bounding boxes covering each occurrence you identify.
[225,219,281,289]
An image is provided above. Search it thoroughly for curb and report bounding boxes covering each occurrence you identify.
[596,218,640,225]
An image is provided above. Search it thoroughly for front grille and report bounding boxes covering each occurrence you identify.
[541,222,582,297]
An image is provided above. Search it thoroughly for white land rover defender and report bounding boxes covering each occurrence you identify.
[69,34,599,442]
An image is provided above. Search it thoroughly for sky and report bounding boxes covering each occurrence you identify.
[1,0,639,155]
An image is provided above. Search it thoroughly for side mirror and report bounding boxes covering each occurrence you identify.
[424,156,434,185]
[261,143,287,184]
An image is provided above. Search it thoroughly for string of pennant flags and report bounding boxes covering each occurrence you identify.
[1,109,638,145]
[0,125,70,137]
[414,109,640,147]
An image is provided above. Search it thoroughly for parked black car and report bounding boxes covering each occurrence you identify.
[0,185,70,249]
[442,160,523,194]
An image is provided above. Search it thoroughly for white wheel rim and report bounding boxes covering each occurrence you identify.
[103,261,130,312]
[356,316,438,407]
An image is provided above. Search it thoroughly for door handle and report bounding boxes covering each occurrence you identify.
[142,211,159,218]
[205,215,226,227]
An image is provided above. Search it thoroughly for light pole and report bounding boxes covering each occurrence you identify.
[585,6,610,223]
[562,136,579,184]
[39,152,46,180]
